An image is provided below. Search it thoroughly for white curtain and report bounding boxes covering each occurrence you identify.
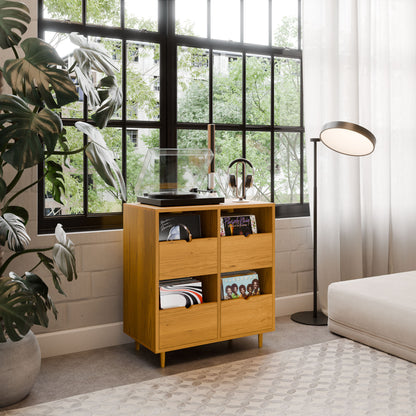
[303,0,416,313]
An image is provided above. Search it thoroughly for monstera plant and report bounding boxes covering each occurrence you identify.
[0,0,126,343]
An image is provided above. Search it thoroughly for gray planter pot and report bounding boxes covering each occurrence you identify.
[0,331,41,407]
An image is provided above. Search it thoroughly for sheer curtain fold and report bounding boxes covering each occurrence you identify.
[303,0,416,313]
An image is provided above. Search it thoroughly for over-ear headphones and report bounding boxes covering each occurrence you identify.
[228,158,254,200]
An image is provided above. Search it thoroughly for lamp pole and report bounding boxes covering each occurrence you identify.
[291,138,327,326]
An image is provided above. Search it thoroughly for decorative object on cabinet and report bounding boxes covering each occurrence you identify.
[135,148,224,206]
[291,121,376,327]
[228,158,255,201]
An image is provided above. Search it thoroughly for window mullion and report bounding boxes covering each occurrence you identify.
[270,55,275,203]
[121,38,127,187]
[242,51,246,158]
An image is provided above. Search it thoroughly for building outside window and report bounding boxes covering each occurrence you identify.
[38,0,306,233]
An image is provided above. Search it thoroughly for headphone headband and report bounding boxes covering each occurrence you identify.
[228,158,254,170]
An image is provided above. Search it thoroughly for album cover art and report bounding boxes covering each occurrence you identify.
[159,278,203,309]
[220,215,257,237]
[221,270,260,300]
[159,214,201,241]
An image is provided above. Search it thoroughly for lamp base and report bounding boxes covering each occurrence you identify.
[290,311,328,326]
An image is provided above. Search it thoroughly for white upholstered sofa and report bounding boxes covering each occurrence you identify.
[328,271,416,363]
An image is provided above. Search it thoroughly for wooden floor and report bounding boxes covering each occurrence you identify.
[5,315,339,411]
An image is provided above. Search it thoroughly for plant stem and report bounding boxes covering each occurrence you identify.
[51,146,86,156]
[5,170,24,195]
[28,260,43,273]
[11,45,19,60]
[0,246,53,276]
[3,174,46,213]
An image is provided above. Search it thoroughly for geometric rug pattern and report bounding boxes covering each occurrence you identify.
[2,338,416,416]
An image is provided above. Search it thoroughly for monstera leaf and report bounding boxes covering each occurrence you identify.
[0,275,34,342]
[0,212,30,252]
[45,160,65,204]
[92,75,122,128]
[37,252,64,296]
[74,66,100,108]
[3,37,78,108]
[76,121,126,200]
[52,224,77,282]
[70,33,119,76]
[0,0,30,50]
[23,272,57,326]
[0,94,62,169]
[2,206,29,224]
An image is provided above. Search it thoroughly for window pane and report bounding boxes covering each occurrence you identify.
[246,132,271,202]
[244,0,268,45]
[272,0,299,49]
[246,55,271,125]
[127,42,160,121]
[211,0,240,42]
[177,47,209,123]
[87,38,122,121]
[176,0,207,37]
[127,128,159,203]
[275,132,301,204]
[213,51,242,124]
[44,127,84,216]
[274,58,301,126]
[176,130,212,191]
[177,129,207,149]
[87,0,120,26]
[125,0,158,31]
[214,131,242,198]
[45,32,83,119]
[88,128,122,213]
[43,0,81,22]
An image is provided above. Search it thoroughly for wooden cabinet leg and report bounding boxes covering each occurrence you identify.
[160,352,166,368]
[135,342,140,351]
[258,334,263,348]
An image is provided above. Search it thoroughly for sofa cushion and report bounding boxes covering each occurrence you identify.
[328,271,416,363]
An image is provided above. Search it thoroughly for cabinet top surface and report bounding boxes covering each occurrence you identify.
[124,200,275,212]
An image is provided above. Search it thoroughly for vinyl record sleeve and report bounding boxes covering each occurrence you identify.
[159,278,203,309]
[221,270,260,300]
[220,215,257,237]
[159,214,201,241]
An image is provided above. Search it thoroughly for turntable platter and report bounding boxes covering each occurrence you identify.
[138,191,224,206]
[148,191,197,200]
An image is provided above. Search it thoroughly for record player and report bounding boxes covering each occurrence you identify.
[135,147,224,207]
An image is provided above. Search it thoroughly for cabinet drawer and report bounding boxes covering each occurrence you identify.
[159,238,217,279]
[220,294,274,338]
[220,233,273,272]
[159,303,218,349]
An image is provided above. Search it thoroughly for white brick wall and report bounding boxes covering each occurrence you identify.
[275,218,313,297]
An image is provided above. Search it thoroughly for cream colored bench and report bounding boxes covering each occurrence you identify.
[328,270,416,363]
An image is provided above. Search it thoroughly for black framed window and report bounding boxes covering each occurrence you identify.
[38,0,307,234]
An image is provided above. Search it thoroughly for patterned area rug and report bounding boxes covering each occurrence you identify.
[2,338,416,416]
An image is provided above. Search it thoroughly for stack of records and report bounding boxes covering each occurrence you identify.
[159,278,203,309]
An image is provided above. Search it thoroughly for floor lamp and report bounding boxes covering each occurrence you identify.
[291,121,376,326]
